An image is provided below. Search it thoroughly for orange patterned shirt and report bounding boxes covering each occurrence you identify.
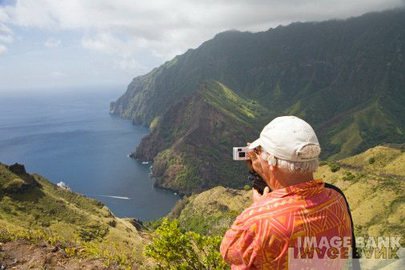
[220,179,352,270]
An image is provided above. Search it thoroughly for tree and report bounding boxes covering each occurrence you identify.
[144,218,228,269]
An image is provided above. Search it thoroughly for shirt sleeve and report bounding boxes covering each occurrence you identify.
[220,211,262,269]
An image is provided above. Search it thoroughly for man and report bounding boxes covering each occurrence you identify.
[220,116,353,269]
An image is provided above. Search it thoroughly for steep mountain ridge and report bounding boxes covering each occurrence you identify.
[111,9,405,193]
[136,81,268,194]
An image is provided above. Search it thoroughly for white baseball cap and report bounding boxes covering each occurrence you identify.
[248,116,321,162]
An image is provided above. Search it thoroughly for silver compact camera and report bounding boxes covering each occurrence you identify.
[233,146,252,161]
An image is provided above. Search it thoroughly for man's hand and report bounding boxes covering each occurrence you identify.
[252,186,270,203]
[247,148,268,181]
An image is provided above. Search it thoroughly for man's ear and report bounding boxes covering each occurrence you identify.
[268,155,277,167]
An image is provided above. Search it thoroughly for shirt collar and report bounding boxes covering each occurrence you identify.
[268,179,324,198]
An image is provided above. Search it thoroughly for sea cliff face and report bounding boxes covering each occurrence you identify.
[135,81,268,195]
[112,9,405,194]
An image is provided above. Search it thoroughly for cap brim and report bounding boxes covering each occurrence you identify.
[248,138,261,150]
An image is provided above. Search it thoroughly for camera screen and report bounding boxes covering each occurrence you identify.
[239,152,246,158]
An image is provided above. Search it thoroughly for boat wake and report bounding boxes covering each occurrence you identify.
[95,195,131,200]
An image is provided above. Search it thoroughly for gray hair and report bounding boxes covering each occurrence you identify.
[262,151,319,173]
[276,158,319,173]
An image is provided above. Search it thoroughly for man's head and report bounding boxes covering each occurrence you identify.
[248,116,321,188]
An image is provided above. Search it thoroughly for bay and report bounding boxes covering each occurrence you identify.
[0,87,179,221]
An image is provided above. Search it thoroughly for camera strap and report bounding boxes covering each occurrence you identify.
[324,183,361,270]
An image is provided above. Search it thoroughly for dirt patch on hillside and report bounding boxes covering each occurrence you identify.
[0,240,132,270]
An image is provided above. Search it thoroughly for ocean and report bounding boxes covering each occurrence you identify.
[0,87,179,221]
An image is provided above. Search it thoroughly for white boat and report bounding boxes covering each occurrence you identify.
[142,161,149,165]
[57,181,71,191]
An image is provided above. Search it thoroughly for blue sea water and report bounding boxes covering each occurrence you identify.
[0,87,179,221]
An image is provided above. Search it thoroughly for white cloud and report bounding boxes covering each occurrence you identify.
[82,33,150,73]
[0,8,12,54]
[50,71,67,78]
[115,58,148,73]
[0,23,12,35]
[0,34,12,43]
[81,33,137,57]
[4,0,404,62]
[44,38,61,48]
[0,44,6,55]
[1,0,404,78]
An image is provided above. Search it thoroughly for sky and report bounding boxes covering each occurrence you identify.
[0,0,404,92]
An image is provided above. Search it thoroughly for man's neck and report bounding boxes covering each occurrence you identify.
[272,171,314,189]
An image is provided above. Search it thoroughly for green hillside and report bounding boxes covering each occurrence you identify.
[135,81,269,194]
[315,146,405,241]
[111,9,405,194]
[112,9,405,161]
[338,144,405,176]
[0,163,146,269]
[167,186,251,236]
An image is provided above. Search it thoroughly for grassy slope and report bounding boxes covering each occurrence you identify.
[200,81,268,127]
[145,81,270,194]
[322,101,404,160]
[169,145,404,247]
[168,186,251,236]
[316,145,405,241]
[0,163,147,268]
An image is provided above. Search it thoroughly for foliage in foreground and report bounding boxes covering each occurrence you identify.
[144,218,229,270]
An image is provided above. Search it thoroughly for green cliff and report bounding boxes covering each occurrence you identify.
[135,81,269,194]
[112,9,405,194]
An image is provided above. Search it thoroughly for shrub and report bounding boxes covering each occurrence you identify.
[108,219,117,228]
[2,205,13,214]
[243,184,251,191]
[144,218,228,269]
[79,223,109,242]
[0,228,13,242]
[319,160,328,166]
[328,162,341,173]
[368,157,376,164]
[342,171,355,181]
